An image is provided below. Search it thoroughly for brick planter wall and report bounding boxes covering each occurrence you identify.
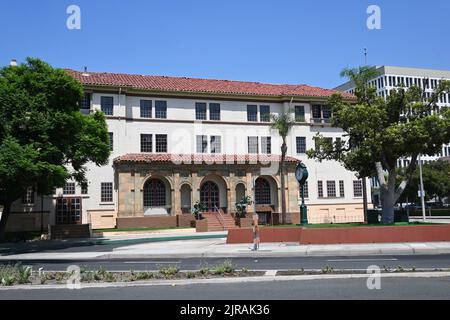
[227,224,450,244]
[239,218,253,228]
[116,216,177,229]
[195,219,208,233]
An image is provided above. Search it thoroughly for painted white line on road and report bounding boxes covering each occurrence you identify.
[265,270,277,276]
[123,261,181,264]
[327,258,398,262]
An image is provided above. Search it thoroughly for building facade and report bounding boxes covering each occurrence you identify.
[335,66,450,206]
[7,70,370,232]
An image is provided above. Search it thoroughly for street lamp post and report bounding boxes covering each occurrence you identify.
[295,162,309,225]
[418,154,426,222]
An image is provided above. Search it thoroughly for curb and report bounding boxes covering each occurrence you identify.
[1,271,450,291]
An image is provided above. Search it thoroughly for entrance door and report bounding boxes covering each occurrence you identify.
[200,181,220,212]
[56,197,82,225]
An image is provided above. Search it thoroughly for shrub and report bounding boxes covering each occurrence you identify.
[321,266,334,274]
[159,266,180,277]
[213,260,235,275]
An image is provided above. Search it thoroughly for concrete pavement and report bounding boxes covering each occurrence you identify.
[3,237,450,260]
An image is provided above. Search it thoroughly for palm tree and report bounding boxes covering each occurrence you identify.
[270,109,296,224]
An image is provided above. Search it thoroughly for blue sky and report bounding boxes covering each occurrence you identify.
[0,0,449,88]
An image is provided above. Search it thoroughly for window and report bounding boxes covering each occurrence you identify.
[155,134,168,153]
[296,137,306,154]
[155,101,167,119]
[197,135,208,153]
[63,182,76,195]
[81,185,88,195]
[339,180,345,198]
[195,103,207,120]
[261,137,271,154]
[353,180,363,197]
[255,178,271,205]
[141,134,153,153]
[209,103,221,121]
[247,105,258,122]
[108,132,113,151]
[295,106,305,122]
[260,105,270,122]
[317,181,324,198]
[140,100,152,118]
[143,179,166,207]
[327,181,336,197]
[312,105,322,122]
[322,106,332,122]
[101,182,113,203]
[303,181,309,198]
[80,93,91,110]
[101,96,114,115]
[22,187,34,205]
[210,136,222,154]
[248,136,259,154]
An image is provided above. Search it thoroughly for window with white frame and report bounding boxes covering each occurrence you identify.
[22,187,34,205]
[327,181,336,197]
[80,93,91,110]
[108,132,113,151]
[295,106,305,122]
[155,101,167,119]
[141,134,153,153]
[101,182,113,203]
[248,136,259,154]
[353,180,363,197]
[247,105,258,122]
[260,105,270,122]
[261,137,271,154]
[195,103,207,120]
[155,134,168,153]
[100,96,114,115]
[63,182,76,195]
[339,180,345,198]
[210,136,221,154]
[209,103,221,121]
[317,181,324,198]
[140,100,152,118]
[296,137,306,154]
[196,135,208,153]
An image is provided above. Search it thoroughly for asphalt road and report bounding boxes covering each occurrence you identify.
[1,277,450,300]
[1,254,450,272]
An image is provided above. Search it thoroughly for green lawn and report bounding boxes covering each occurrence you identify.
[93,226,194,233]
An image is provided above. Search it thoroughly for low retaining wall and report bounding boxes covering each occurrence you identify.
[116,215,195,229]
[227,224,450,244]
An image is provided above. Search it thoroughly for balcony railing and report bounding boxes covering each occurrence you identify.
[310,118,332,125]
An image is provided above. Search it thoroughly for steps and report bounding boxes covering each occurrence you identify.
[51,224,91,239]
[202,211,237,231]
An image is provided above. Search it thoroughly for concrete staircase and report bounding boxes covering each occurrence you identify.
[50,224,91,239]
[202,211,237,231]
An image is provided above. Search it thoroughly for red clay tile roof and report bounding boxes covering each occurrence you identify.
[66,69,354,99]
[114,153,299,164]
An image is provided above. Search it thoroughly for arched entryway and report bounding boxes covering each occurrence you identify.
[200,181,220,212]
[143,178,170,215]
[235,183,246,203]
[255,177,271,205]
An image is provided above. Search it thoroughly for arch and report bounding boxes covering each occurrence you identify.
[143,177,172,215]
[235,183,246,203]
[200,181,220,211]
[255,177,271,205]
[199,174,229,210]
[180,183,192,214]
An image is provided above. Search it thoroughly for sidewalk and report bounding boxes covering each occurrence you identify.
[2,237,450,261]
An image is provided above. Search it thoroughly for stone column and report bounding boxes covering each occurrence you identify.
[173,172,181,215]
[246,171,255,214]
[191,172,201,204]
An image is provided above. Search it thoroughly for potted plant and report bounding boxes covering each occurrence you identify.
[192,201,207,220]
[235,196,253,226]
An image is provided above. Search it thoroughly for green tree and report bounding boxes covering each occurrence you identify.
[0,58,110,240]
[270,110,295,224]
[308,66,450,224]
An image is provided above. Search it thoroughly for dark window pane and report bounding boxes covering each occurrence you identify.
[109,132,113,151]
[141,134,153,153]
[140,100,152,118]
[195,103,207,120]
[296,137,306,154]
[155,101,167,119]
[63,183,76,195]
[210,136,221,154]
[260,105,270,122]
[81,93,91,110]
[101,182,113,203]
[295,106,305,122]
[101,96,114,116]
[261,137,271,154]
[209,103,221,121]
[155,134,168,153]
[247,105,258,122]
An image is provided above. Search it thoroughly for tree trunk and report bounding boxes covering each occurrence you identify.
[280,141,287,225]
[0,202,11,242]
[380,187,395,224]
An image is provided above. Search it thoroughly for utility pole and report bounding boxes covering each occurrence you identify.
[418,155,426,222]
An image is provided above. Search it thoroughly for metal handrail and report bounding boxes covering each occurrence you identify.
[214,205,226,231]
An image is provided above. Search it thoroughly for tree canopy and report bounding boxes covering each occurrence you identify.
[308,66,450,223]
[0,58,110,239]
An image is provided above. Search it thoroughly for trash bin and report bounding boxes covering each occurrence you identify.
[367,209,380,224]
